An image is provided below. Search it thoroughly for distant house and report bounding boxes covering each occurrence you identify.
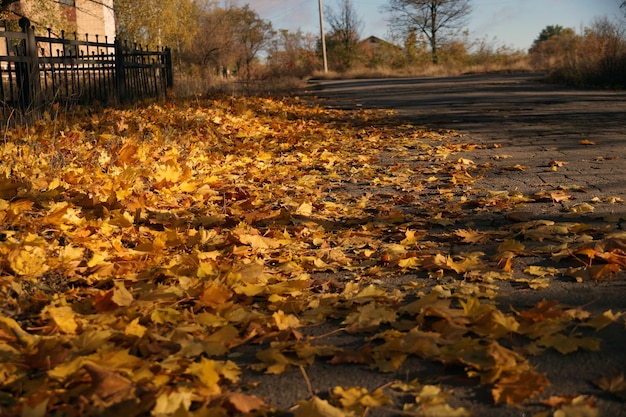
[359,36,401,59]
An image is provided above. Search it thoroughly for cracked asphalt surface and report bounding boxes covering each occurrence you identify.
[230,74,626,417]
[299,73,626,416]
[311,73,626,202]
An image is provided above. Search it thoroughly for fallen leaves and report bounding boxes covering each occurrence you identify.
[0,96,623,417]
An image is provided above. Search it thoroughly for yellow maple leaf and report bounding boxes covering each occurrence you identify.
[343,302,397,328]
[111,281,134,307]
[584,310,625,331]
[186,358,221,389]
[44,306,79,334]
[124,318,147,338]
[296,201,313,216]
[8,246,48,278]
[294,396,347,417]
[537,333,600,354]
[238,233,281,250]
[332,386,391,411]
[152,390,192,416]
[273,310,301,330]
[455,229,490,244]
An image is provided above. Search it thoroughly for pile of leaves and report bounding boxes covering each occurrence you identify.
[0,97,624,417]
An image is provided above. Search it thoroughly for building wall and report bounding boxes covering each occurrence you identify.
[75,0,115,41]
[13,0,115,40]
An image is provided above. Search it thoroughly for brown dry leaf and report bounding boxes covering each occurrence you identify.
[83,363,134,400]
[553,396,599,417]
[536,333,600,354]
[568,203,595,213]
[502,164,529,171]
[492,371,550,404]
[579,139,597,145]
[566,264,621,282]
[550,189,573,202]
[550,160,568,167]
[329,346,373,365]
[224,392,267,413]
[454,229,491,244]
[592,370,626,399]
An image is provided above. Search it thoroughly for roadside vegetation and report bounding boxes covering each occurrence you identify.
[171,0,625,94]
[3,1,623,94]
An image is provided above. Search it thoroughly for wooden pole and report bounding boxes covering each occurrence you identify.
[318,0,328,72]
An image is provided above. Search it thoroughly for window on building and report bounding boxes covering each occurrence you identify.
[59,0,76,6]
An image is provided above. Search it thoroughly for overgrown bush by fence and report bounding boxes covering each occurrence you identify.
[0,17,173,123]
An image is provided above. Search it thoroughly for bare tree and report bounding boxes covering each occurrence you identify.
[325,0,363,70]
[231,5,273,82]
[182,4,272,81]
[266,29,320,77]
[385,0,472,64]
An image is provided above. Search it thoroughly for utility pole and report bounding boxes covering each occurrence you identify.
[318,0,328,72]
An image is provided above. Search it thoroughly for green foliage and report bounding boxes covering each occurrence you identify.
[530,25,576,52]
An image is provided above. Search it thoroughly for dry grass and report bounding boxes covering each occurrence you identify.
[310,57,534,81]
[174,72,308,98]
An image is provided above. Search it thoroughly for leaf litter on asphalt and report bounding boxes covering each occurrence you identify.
[0,96,624,416]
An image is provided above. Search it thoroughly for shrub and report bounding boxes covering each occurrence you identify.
[531,18,626,88]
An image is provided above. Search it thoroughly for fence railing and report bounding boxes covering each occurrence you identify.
[0,17,173,122]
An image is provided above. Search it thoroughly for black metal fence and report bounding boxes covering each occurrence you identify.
[0,17,173,122]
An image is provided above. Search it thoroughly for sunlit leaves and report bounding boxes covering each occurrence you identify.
[0,96,624,416]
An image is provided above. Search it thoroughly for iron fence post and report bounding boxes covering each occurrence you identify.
[18,17,42,113]
[164,47,173,90]
[114,38,126,102]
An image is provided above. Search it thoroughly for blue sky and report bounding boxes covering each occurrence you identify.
[249,0,624,51]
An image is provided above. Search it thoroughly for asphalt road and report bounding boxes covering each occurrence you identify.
[311,73,626,200]
[243,74,626,417]
[303,74,626,416]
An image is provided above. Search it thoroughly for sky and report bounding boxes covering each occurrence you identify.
[247,0,624,51]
